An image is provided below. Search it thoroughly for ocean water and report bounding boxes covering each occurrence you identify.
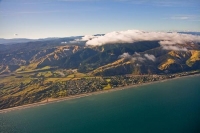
[0,76,200,133]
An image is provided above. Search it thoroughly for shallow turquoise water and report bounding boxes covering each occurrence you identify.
[0,76,200,133]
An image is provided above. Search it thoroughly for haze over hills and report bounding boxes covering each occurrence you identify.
[0,36,83,45]
[0,38,34,45]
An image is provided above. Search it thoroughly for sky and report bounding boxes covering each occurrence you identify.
[0,0,200,39]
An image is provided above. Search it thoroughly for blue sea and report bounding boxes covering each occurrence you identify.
[0,75,200,133]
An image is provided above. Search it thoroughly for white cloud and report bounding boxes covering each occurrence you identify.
[171,16,190,20]
[59,0,98,2]
[72,30,200,52]
[119,52,132,59]
[61,41,67,44]
[116,0,199,7]
[167,15,200,22]
[76,30,200,46]
[162,46,188,51]
[132,57,146,62]
[81,35,97,41]
[135,52,140,56]
[144,54,156,61]
[159,41,177,45]
[119,52,156,63]
[73,35,97,41]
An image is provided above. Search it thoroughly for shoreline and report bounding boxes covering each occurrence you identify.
[1,73,200,114]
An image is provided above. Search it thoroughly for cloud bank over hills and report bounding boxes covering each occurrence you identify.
[74,30,200,51]
[119,52,156,64]
[162,45,188,51]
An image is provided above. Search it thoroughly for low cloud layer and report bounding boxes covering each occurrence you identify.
[119,52,156,63]
[74,30,200,51]
[144,54,156,61]
[118,52,132,59]
[162,45,188,51]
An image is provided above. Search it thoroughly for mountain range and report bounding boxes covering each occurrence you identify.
[0,32,200,76]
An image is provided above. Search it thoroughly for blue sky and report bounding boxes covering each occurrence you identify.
[0,0,200,39]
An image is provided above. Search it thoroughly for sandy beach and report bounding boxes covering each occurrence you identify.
[1,73,200,114]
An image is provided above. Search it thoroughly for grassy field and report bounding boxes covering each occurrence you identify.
[103,84,112,90]
[0,69,106,109]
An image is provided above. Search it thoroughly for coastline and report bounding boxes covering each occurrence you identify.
[1,73,200,114]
